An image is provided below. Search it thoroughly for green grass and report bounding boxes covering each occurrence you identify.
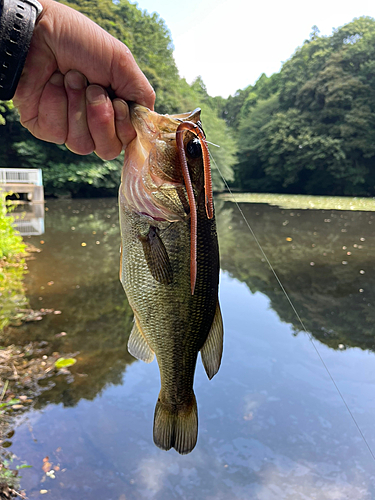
[0,194,27,330]
[218,192,375,211]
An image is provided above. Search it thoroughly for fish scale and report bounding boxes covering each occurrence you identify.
[119,105,223,454]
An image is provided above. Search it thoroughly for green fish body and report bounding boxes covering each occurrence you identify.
[119,105,223,454]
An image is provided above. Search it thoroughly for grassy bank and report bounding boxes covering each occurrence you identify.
[0,195,28,330]
[218,192,375,211]
[0,195,28,496]
[0,198,81,497]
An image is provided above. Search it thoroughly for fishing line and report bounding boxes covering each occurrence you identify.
[209,149,375,463]
[206,141,221,148]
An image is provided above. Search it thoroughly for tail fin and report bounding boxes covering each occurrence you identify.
[153,392,198,455]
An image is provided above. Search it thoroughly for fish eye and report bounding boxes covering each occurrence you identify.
[186,138,202,159]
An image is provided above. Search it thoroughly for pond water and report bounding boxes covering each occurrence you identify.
[5,197,375,499]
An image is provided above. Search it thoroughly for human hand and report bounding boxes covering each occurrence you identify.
[12,0,155,160]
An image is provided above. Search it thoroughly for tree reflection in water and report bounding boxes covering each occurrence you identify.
[4,199,135,410]
[217,200,375,352]
[4,197,375,413]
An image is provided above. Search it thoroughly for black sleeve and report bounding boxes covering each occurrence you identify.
[0,0,42,100]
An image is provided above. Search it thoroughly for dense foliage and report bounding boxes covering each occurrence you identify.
[0,0,235,196]
[225,18,375,196]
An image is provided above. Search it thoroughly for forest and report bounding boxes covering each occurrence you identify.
[222,17,375,196]
[1,1,375,197]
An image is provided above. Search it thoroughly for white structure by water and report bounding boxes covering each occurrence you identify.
[0,168,45,235]
[0,168,44,202]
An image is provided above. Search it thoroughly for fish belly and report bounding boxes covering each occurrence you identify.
[119,203,219,453]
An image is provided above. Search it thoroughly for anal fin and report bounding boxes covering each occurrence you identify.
[128,318,155,363]
[200,301,224,380]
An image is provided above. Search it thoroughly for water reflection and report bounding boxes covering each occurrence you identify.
[5,199,375,410]
[5,199,135,408]
[217,200,375,352]
[10,202,45,236]
[4,197,375,499]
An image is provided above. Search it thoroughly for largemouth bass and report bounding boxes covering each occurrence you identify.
[119,104,223,454]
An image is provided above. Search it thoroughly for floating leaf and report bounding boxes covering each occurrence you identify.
[42,461,52,473]
[55,357,76,369]
[55,331,67,338]
[16,464,32,469]
[0,398,20,409]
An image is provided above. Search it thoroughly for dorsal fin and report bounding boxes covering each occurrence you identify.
[170,108,201,123]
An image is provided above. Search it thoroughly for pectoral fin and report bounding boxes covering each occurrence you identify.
[200,301,224,380]
[139,226,173,285]
[128,318,155,363]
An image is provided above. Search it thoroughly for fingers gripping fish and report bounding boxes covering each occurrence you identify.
[119,104,224,454]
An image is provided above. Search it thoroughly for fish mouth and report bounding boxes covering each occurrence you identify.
[128,103,159,138]
[128,104,203,140]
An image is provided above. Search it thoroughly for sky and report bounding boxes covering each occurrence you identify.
[134,0,375,98]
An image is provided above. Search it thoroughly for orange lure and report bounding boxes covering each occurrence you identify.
[176,121,214,294]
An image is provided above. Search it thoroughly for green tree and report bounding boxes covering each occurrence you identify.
[234,17,375,196]
[235,95,279,191]
[63,0,181,113]
[0,101,13,126]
